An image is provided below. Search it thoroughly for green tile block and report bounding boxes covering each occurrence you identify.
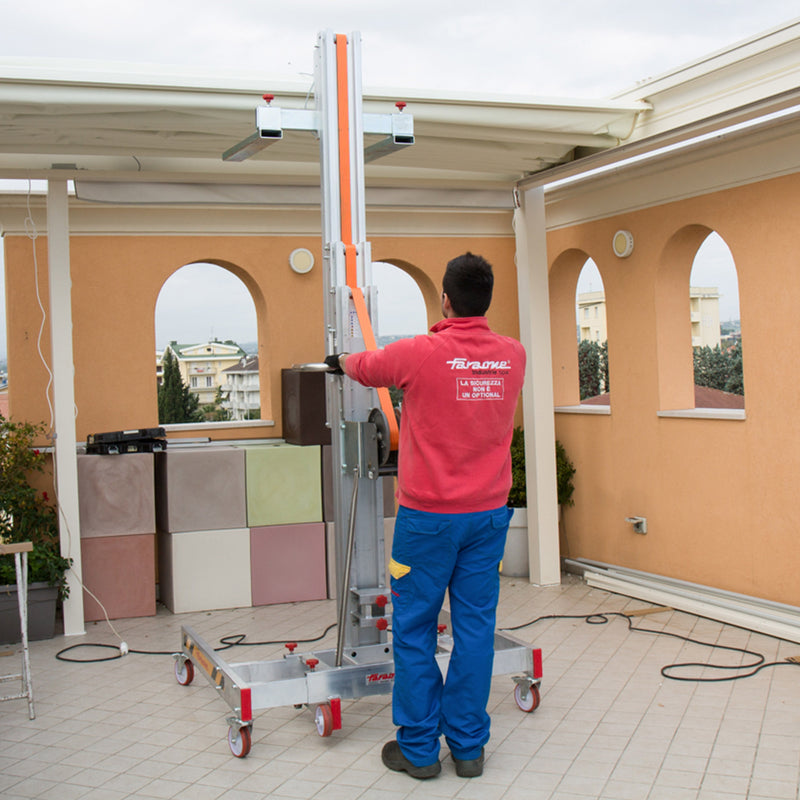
[245,444,322,526]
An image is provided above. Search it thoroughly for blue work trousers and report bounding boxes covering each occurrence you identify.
[389,504,512,766]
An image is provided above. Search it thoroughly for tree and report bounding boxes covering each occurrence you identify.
[599,340,610,394]
[693,342,744,395]
[578,340,609,400]
[722,344,744,395]
[201,387,231,422]
[158,350,202,424]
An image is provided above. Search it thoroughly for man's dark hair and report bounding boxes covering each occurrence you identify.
[442,252,494,317]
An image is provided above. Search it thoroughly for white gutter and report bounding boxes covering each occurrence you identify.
[518,86,800,192]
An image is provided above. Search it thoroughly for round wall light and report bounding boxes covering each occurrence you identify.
[289,248,315,273]
[612,230,634,258]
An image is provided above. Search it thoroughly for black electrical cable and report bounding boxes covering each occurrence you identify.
[54,622,338,664]
[55,611,799,683]
[501,610,800,683]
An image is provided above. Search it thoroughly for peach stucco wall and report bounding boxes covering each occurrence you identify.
[4,234,520,442]
[549,172,800,606]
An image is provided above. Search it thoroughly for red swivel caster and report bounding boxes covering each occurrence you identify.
[315,703,334,737]
[228,724,252,758]
[514,682,541,713]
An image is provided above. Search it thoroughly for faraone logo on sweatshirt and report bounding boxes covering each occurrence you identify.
[445,357,511,371]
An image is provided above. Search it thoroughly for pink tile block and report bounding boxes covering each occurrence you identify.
[250,524,327,606]
[80,534,156,621]
[78,453,155,538]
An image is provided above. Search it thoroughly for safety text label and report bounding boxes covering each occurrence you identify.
[457,378,505,400]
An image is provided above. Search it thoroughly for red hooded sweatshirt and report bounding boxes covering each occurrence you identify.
[345,316,526,514]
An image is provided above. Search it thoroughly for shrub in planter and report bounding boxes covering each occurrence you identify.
[506,427,576,509]
[0,414,71,601]
[503,429,576,577]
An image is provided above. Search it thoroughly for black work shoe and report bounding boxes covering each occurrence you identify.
[452,747,484,777]
[381,740,441,779]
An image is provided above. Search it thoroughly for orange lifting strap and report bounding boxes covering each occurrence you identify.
[336,35,399,451]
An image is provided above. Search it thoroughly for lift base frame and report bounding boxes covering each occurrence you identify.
[177,611,542,741]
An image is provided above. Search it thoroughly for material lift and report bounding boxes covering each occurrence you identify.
[173,30,543,758]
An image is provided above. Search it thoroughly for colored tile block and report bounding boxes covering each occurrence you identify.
[322,445,334,522]
[158,528,252,614]
[250,523,327,606]
[78,453,155,538]
[244,444,322,526]
[80,534,156,621]
[155,448,247,533]
[325,522,336,599]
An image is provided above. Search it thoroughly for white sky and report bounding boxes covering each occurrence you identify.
[0,1,796,97]
[1,1,793,359]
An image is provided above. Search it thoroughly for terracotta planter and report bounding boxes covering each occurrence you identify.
[0,583,58,645]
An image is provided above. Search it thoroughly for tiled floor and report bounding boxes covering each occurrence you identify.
[1,572,799,799]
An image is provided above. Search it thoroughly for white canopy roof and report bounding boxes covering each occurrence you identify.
[0,61,646,193]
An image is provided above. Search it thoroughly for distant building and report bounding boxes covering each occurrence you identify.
[577,291,607,343]
[690,287,721,348]
[223,355,260,420]
[577,288,721,348]
[161,340,247,406]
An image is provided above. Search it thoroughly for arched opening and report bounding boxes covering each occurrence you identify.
[371,261,430,410]
[155,262,261,424]
[576,258,610,405]
[372,259,436,336]
[549,248,590,406]
[690,232,744,407]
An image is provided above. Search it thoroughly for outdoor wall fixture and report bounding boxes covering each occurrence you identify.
[626,515,647,534]
[289,248,315,274]
[612,229,634,258]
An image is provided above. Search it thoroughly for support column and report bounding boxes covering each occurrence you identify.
[46,180,85,635]
[514,187,560,586]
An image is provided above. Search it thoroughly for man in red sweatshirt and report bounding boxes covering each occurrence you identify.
[329,252,525,779]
